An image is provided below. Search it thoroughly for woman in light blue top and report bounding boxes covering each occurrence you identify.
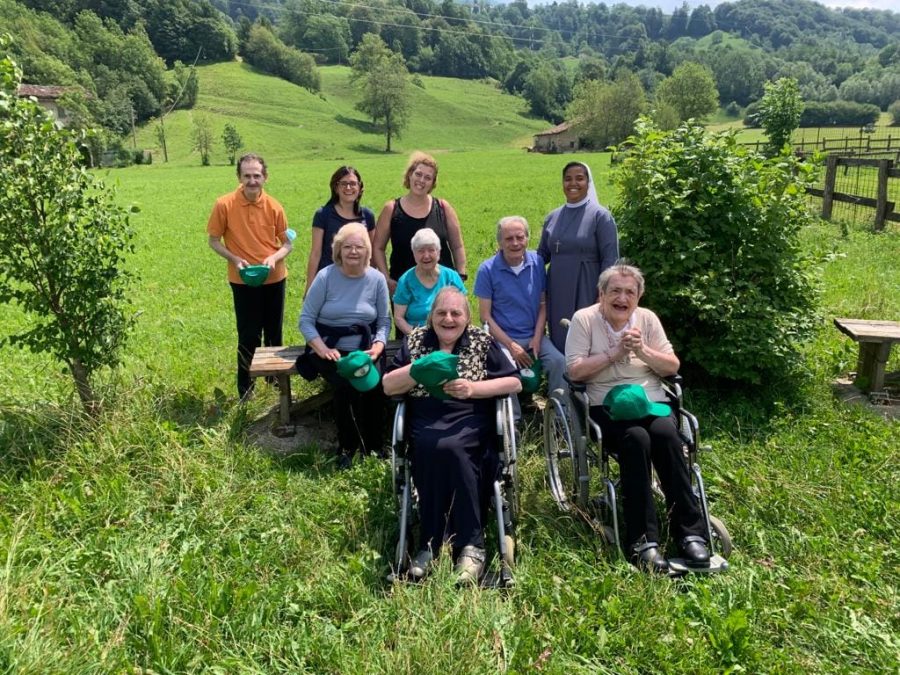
[393,227,466,336]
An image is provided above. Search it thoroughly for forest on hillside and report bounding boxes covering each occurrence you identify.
[2,0,899,153]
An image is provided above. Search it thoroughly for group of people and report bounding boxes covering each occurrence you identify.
[206,151,710,579]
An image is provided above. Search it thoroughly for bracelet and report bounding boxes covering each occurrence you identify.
[459,273,468,281]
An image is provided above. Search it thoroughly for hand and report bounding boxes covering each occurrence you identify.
[262,254,279,269]
[366,342,385,359]
[443,378,474,399]
[235,257,249,269]
[528,336,542,358]
[622,327,644,356]
[508,342,533,368]
[317,347,341,361]
[387,278,398,296]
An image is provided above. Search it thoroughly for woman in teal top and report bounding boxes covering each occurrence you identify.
[394,228,466,336]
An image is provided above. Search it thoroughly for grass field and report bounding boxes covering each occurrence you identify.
[1,63,899,672]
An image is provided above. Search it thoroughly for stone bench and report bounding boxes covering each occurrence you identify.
[833,318,900,394]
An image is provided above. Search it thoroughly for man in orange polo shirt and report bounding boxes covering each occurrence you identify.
[207,153,293,399]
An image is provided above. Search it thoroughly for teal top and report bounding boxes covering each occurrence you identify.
[394,265,467,328]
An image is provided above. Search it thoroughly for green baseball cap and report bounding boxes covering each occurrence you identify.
[410,351,459,399]
[239,264,270,287]
[603,383,671,421]
[519,358,542,394]
[335,351,380,392]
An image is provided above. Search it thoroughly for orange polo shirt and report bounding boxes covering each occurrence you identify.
[207,186,289,285]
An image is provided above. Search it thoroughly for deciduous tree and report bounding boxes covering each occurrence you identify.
[758,77,803,156]
[222,122,242,165]
[0,45,135,410]
[656,61,719,122]
[350,34,411,152]
[191,112,213,165]
[568,71,646,148]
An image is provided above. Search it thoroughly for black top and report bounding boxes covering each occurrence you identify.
[388,197,454,280]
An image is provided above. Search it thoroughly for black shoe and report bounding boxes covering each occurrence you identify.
[629,542,669,574]
[680,536,710,567]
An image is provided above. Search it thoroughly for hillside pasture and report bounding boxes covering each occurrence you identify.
[0,76,898,671]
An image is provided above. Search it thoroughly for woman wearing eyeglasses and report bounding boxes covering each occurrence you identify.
[373,151,468,298]
[300,222,391,467]
[305,166,376,297]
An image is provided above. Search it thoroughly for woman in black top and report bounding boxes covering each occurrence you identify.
[373,151,468,297]
[305,165,376,296]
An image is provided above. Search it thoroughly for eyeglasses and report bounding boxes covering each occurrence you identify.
[341,244,366,252]
[338,181,360,189]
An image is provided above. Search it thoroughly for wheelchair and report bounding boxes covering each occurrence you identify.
[387,394,519,587]
[543,374,732,574]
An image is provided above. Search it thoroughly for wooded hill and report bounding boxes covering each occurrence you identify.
[3,0,899,140]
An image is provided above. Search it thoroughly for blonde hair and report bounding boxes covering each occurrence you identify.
[403,151,439,191]
[332,222,372,267]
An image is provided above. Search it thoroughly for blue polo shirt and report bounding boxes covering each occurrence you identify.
[474,250,546,341]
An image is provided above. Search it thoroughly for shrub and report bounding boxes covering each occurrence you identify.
[724,101,741,117]
[799,100,880,126]
[614,118,819,384]
[758,77,803,156]
[889,100,900,126]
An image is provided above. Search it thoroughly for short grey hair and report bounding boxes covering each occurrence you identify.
[496,215,529,242]
[598,263,645,297]
[426,286,470,327]
[411,227,441,252]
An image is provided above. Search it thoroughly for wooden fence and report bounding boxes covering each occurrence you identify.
[806,155,900,231]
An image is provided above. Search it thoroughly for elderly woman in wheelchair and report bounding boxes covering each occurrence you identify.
[383,287,521,584]
[563,263,714,574]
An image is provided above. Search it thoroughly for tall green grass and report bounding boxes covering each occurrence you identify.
[1,74,898,671]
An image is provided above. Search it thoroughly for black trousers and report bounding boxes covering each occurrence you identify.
[310,354,385,456]
[230,279,285,398]
[590,406,705,552]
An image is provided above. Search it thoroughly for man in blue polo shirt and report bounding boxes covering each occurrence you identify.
[475,216,565,416]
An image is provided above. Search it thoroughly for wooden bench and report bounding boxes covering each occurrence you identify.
[249,341,402,435]
[833,318,900,393]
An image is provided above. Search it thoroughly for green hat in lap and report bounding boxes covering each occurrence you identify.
[410,351,459,399]
[518,357,542,394]
[239,264,270,287]
[603,383,671,421]
[336,351,380,392]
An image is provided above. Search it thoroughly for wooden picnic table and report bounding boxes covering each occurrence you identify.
[833,318,900,393]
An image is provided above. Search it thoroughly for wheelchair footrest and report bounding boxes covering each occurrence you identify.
[667,554,729,575]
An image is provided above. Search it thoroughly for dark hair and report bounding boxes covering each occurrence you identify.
[327,165,364,216]
[236,153,267,178]
[561,161,590,181]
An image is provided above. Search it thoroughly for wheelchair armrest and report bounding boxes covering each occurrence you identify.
[563,373,587,393]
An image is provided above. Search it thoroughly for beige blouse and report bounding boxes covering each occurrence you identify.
[565,305,674,406]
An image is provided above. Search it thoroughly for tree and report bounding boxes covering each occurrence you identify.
[222,122,243,165]
[523,59,571,122]
[614,118,818,384]
[191,113,214,165]
[349,34,412,152]
[568,71,646,148]
[758,77,803,156]
[0,45,135,411]
[655,61,718,122]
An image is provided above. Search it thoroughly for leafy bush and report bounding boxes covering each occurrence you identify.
[758,77,803,157]
[614,119,819,384]
[799,100,880,126]
[724,101,741,117]
[242,23,319,93]
[889,99,900,126]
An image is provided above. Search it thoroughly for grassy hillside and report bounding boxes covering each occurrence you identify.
[137,61,547,164]
[1,64,898,671]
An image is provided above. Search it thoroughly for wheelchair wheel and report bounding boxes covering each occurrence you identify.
[544,392,584,511]
[709,515,733,559]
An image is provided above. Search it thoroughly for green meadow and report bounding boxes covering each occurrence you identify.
[0,62,898,672]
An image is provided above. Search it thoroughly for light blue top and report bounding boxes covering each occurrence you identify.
[300,265,391,350]
[394,265,467,328]
[475,250,546,340]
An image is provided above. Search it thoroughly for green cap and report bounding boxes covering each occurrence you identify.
[410,351,459,399]
[239,264,270,287]
[603,383,671,421]
[518,358,542,394]
[335,350,380,392]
